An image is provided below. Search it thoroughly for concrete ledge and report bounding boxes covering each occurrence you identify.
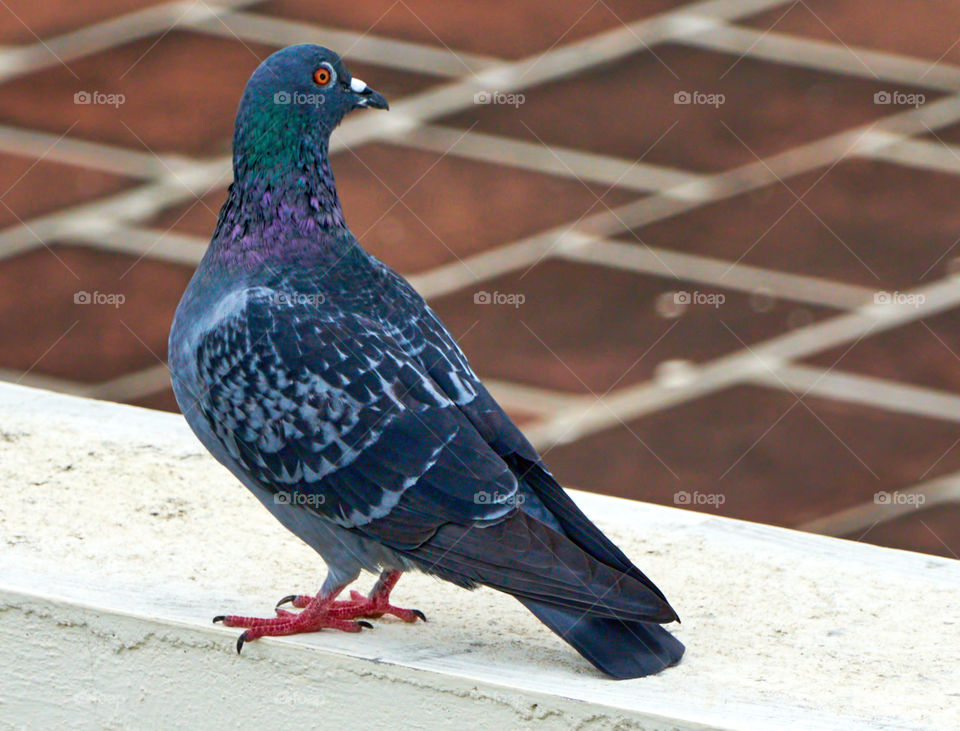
[1,383,957,729]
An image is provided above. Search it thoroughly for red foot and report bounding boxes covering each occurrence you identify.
[275,570,426,624]
[215,570,424,653]
[214,588,372,652]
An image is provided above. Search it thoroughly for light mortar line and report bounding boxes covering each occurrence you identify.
[408,234,564,301]
[746,276,960,364]
[0,363,172,403]
[0,0,264,83]
[0,124,185,179]
[66,224,208,266]
[397,124,707,195]
[676,18,960,92]
[558,237,876,310]
[472,379,589,417]
[0,369,87,395]
[800,469,960,537]
[187,9,499,77]
[859,136,960,177]
[750,363,960,425]
[86,363,172,402]
[522,276,960,449]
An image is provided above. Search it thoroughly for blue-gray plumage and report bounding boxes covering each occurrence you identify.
[169,44,683,678]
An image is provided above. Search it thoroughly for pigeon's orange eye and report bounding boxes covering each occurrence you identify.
[313,67,332,87]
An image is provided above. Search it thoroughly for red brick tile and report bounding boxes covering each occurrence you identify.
[803,306,960,393]
[145,142,638,273]
[847,503,960,558]
[0,152,134,229]
[144,186,223,239]
[428,260,836,394]
[919,120,960,146]
[129,388,180,413]
[0,244,191,382]
[615,160,960,289]
[439,44,937,172]
[0,31,439,156]
[335,144,639,273]
[255,0,676,59]
[742,1,960,67]
[0,0,164,44]
[544,385,960,528]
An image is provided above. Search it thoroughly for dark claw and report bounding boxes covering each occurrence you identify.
[236,632,248,654]
[412,609,427,622]
[213,615,225,624]
[358,620,373,629]
[275,594,297,609]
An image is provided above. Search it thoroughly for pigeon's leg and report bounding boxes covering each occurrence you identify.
[276,570,426,622]
[214,585,373,653]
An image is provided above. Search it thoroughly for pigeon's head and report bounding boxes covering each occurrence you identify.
[235,45,388,143]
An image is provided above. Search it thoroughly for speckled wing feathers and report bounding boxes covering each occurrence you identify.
[195,288,518,536]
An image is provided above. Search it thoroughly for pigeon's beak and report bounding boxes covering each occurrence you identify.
[349,77,389,111]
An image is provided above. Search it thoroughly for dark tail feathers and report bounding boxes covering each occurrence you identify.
[518,597,685,679]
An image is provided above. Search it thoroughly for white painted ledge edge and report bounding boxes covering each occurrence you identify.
[0,383,957,730]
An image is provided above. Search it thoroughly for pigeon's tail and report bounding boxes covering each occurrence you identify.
[396,510,683,677]
[516,598,684,679]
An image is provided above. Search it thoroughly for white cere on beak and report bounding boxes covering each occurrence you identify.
[350,77,367,93]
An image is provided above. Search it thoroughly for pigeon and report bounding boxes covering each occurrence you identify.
[168,44,684,679]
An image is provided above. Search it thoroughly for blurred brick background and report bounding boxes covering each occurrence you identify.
[2,0,960,558]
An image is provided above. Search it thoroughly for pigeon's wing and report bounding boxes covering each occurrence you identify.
[381,273,673,604]
[193,287,520,538]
